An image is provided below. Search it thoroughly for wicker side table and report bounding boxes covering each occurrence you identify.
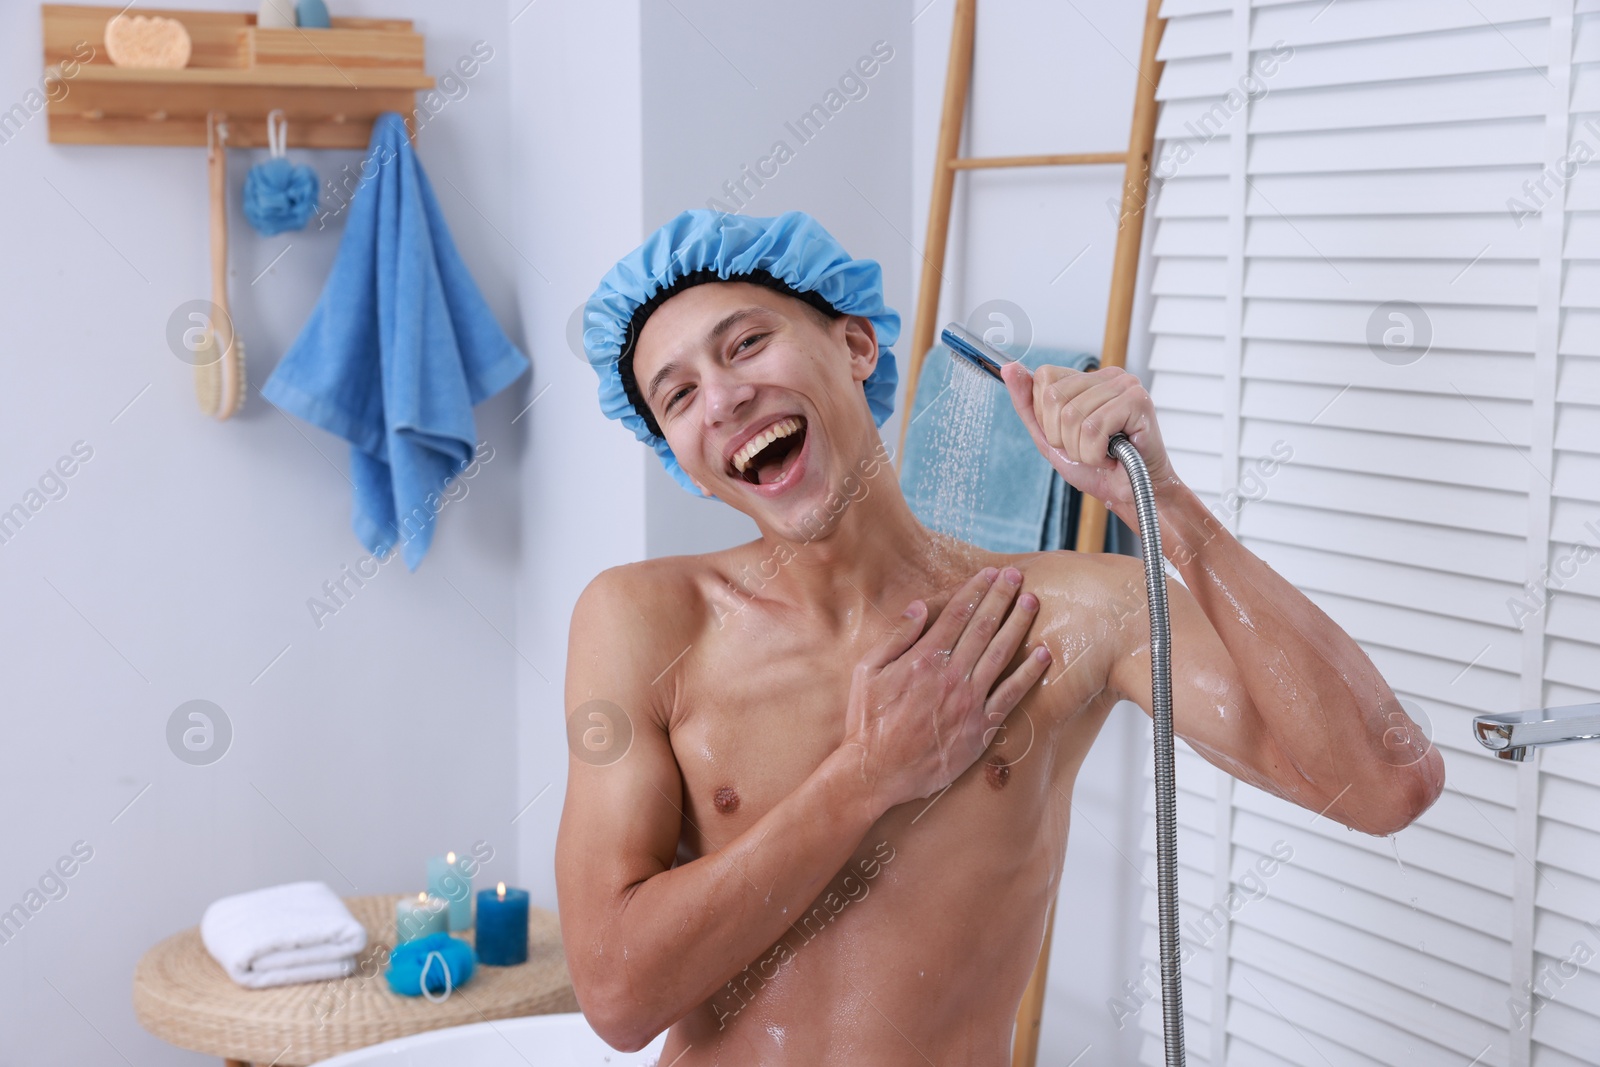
[132,893,580,1066]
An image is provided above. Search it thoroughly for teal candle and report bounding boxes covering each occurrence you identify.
[427,852,474,931]
[475,882,528,966]
[395,892,448,944]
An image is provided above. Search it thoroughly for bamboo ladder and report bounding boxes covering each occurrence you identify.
[889,2,1167,1064]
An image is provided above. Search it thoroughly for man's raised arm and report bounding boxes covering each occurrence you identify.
[554,564,1051,1050]
[1001,360,1445,836]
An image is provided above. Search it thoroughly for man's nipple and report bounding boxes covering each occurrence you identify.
[984,756,1011,790]
[713,785,740,814]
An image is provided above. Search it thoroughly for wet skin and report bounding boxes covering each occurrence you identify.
[555,280,1444,1064]
[567,543,1142,1064]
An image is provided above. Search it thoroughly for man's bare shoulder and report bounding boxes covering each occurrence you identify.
[908,541,1141,634]
[572,547,762,644]
[1004,548,1148,691]
[1007,547,1142,612]
[576,554,718,628]
[566,553,738,724]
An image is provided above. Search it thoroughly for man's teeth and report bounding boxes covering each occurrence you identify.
[732,416,804,474]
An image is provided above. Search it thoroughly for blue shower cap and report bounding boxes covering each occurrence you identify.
[582,209,901,497]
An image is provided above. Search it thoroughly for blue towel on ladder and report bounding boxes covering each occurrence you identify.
[262,112,530,570]
[899,342,1099,553]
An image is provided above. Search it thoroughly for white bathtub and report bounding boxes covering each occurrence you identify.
[313,1012,668,1066]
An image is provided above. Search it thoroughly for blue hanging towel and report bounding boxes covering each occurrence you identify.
[262,112,530,570]
[899,341,1099,554]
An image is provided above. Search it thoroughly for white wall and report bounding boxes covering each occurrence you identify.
[0,3,529,1064]
[509,0,647,912]
[911,1,1153,1062]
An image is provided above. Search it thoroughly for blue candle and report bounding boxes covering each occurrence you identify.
[427,852,474,931]
[475,882,528,966]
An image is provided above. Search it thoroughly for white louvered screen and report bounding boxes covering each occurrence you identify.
[1136,1,1600,1065]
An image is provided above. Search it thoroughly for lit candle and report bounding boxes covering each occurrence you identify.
[395,892,448,944]
[427,851,473,932]
[474,881,528,966]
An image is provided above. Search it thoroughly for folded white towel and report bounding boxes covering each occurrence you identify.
[200,880,368,989]
[223,956,358,990]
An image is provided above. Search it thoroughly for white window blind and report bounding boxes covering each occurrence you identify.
[1137,1,1600,1064]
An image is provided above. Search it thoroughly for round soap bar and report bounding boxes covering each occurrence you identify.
[257,1,294,28]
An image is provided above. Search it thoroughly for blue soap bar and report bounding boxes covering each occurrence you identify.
[296,0,331,28]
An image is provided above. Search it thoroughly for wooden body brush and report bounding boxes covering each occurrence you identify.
[197,111,246,419]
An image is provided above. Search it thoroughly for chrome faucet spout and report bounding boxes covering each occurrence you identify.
[1473,703,1600,762]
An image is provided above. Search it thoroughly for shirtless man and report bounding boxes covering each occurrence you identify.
[556,212,1444,1064]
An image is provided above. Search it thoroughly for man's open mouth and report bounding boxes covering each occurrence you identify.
[730,415,808,486]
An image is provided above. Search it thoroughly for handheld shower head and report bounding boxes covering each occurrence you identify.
[941,323,1008,382]
[942,320,1132,456]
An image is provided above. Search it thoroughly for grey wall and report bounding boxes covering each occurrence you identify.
[637,0,915,558]
[0,3,529,1063]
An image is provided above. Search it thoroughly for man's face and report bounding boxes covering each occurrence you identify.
[631,281,880,524]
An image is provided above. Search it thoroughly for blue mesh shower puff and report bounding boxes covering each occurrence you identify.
[385,932,476,996]
[243,156,318,236]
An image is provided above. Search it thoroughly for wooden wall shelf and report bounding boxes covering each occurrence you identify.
[42,4,434,148]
